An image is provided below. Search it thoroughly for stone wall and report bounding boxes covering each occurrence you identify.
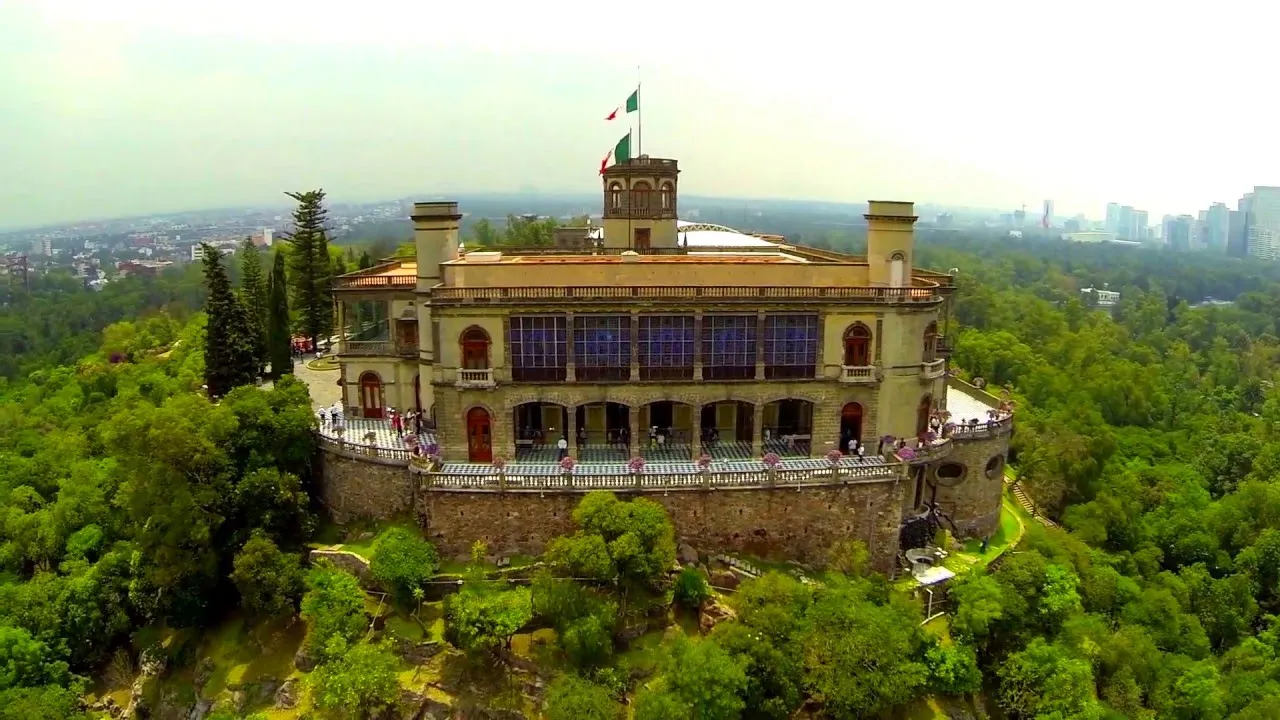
[927,431,1010,538]
[418,479,906,574]
[318,448,414,523]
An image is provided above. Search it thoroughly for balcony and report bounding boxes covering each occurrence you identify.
[936,335,953,357]
[430,284,943,305]
[920,358,946,380]
[839,365,878,384]
[338,340,419,358]
[456,368,496,389]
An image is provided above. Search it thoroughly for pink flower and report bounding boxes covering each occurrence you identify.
[628,456,646,473]
[825,449,844,466]
[559,456,577,472]
[897,446,918,461]
[762,452,781,468]
[696,454,712,470]
[492,457,506,470]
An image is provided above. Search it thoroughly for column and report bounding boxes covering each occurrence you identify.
[629,407,641,458]
[692,404,703,460]
[567,405,577,456]
[565,313,576,382]
[751,403,764,457]
[630,313,640,382]
[692,313,703,381]
[755,312,767,380]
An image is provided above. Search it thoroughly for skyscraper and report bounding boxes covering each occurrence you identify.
[1105,203,1121,234]
[1206,203,1229,250]
[1247,187,1280,260]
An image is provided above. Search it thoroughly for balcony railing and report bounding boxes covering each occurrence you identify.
[920,359,946,380]
[340,340,396,356]
[456,368,496,389]
[431,285,942,304]
[335,275,416,291]
[897,438,953,464]
[839,365,878,384]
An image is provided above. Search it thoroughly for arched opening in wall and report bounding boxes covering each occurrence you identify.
[985,455,1005,480]
[660,181,673,211]
[358,371,384,418]
[640,401,695,461]
[916,394,933,436]
[700,401,755,459]
[466,407,493,463]
[631,181,652,213]
[608,182,623,211]
[842,323,872,367]
[763,399,813,457]
[840,402,864,452]
[574,402,631,461]
[460,326,491,370]
[923,321,939,363]
[413,374,421,413]
[514,402,568,462]
[935,462,966,487]
[889,251,906,288]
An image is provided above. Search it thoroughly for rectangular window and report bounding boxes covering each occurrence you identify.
[764,314,818,379]
[509,315,567,382]
[573,315,631,381]
[638,315,694,380]
[702,315,757,381]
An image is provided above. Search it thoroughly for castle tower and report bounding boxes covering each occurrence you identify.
[411,201,461,411]
[865,201,918,287]
[600,157,680,250]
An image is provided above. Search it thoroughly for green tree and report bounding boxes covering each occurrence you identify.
[230,530,303,617]
[543,674,622,720]
[283,190,334,350]
[635,637,747,720]
[445,585,533,655]
[0,684,88,720]
[299,563,368,662]
[265,251,292,378]
[309,641,399,718]
[547,491,676,591]
[200,245,257,397]
[924,643,982,696]
[673,567,710,608]
[997,639,1098,719]
[357,250,372,270]
[238,238,268,372]
[368,527,438,604]
[0,625,68,691]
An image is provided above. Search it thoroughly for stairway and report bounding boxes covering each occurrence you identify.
[1006,476,1059,529]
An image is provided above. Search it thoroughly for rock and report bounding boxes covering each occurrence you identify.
[678,543,699,566]
[417,698,454,720]
[186,698,213,720]
[231,690,247,714]
[192,657,214,693]
[396,638,444,664]
[274,678,298,709]
[699,596,738,634]
[710,569,740,590]
[252,679,281,705]
[293,645,317,672]
[357,531,375,541]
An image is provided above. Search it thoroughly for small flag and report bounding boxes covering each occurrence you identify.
[599,132,632,174]
[605,89,639,121]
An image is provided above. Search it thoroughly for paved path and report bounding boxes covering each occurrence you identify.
[292,357,342,410]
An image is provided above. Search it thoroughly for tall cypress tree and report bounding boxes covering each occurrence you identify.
[202,244,257,398]
[239,237,269,373]
[267,251,293,378]
[284,190,334,351]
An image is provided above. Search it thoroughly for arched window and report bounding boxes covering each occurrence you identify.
[631,181,652,212]
[660,182,673,210]
[608,182,623,211]
[922,321,938,362]
[889,251,906,288]
[842,323,872,366]
[460,326,491,370]
[916,394,932,435]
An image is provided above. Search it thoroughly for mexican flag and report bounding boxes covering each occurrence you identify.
[605,89,639,121]
[599,133,632,174]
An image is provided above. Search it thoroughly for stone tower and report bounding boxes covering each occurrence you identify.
[600,157,680,250]
[865,201,917,288]
[411,201,461,413]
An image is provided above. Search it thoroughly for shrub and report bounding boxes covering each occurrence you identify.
[368,527,438,604]
[674,567,710,608]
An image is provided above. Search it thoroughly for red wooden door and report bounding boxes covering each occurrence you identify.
[467,408,492,463]
[841,403,863,444]
[360,374,383,419]
[634,228,651,251]
[462,341,489,369]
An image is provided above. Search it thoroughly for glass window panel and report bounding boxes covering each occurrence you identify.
[764,314,818,379]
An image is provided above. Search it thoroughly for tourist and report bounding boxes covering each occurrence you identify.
[391,410,402,434]
[577,425,587,446]
[847,437,858,455]
[556,435,568,460]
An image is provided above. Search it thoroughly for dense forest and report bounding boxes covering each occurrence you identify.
[5,227,1280,718]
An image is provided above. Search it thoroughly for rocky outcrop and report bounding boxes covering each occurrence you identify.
[699,596,737,634]
[309,548,376,588]
[274,678,299,709]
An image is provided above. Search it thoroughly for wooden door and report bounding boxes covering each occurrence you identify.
[462,341,489,369]
[359,373,383,419]
[634,228,651,251]
[844,336,869,366]
[467,408,492,463]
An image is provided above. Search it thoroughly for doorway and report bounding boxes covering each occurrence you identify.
[359,372,383,418]
[634,228,651,251]
[840,402,863,448]
[467,407,493,463]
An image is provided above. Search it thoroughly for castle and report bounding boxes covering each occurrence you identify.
[319,155,1012,572]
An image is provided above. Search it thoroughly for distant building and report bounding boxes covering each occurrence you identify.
[117,260,173,278]
[1165,215,1194,251]
[1246,187,1280,261]
[1063,231,1116,243]
[1081,286,1120,307]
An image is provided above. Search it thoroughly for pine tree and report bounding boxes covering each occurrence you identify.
[358,251,372,270]
[239,237,269,373]
[202,244,258,397]
[267,251,293,379]
[284,190,334,351]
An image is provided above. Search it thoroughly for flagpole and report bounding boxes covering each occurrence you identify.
[636,65,642,158]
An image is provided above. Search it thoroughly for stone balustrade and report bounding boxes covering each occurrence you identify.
[414,462,903,492]
[455,368,496,389]
[947,415,1014,440]
[839,365,878,384]
[920,358,946,380]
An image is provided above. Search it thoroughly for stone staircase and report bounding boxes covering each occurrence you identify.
[1007,476,1059,529]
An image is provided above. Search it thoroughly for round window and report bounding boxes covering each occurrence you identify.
[935,462,966,486]
[985,455,1004,480]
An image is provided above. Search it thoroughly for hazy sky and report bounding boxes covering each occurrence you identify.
[3,1,1278,229]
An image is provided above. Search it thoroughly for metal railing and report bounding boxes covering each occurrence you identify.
[840,365,878,383]
[417,463,902,492]
[431,285,942,303]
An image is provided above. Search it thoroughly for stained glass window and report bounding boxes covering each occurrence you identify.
[764,314,818,379]
[509,315,567,382]
[638,315,694,380]
[573,315,631,381]
[702,315,757,380]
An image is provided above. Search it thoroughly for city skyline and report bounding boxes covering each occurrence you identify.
[4,1,1280,228]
